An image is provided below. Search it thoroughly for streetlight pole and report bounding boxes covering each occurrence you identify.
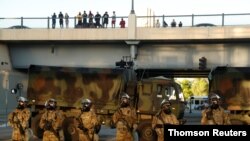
[131,0,135,14]
[5,79,9,127]
[189,96,194,113]
[5,88,8,127]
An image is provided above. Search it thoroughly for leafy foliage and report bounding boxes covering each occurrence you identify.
[191,78,208,96]
[177,78,208,100]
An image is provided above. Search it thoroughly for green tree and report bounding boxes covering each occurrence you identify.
[177,79,193,100]
[191,78,208,96]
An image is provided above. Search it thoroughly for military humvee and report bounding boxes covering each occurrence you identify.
[209,67,250,125]
[27,65,186,141]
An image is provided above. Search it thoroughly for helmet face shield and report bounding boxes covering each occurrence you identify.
[120,93,130,107]
[162,103,171,108]
[211,98,218,104]
[210,93,220,100]
[162,103,171,111]
[81,98,92,112]
[81,98,91,104]
[121,93,130,100]
[45,98,57,110]
[210,93,220,109]
[48,101,55,107]
[210,93,220,104]
[18,96,28,103]
[161,99,172,114]
[161,99,171,107]
[17,97,28,109]
[82,102,91,108]
[18,101,25,105]
[121,97,129,103]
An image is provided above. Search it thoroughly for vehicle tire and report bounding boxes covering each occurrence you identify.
[137,120,157,141]
[31,114,44,139]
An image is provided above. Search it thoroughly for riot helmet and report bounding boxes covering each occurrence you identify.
[17,96,28,109]
[120,92,130,107]
[81,98,92,112]
[161,99,172,114]
[210,93,220,109]
[45,98,57,110]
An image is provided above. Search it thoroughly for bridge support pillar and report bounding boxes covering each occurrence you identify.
[130,44,137,60]
[125,41,140,61]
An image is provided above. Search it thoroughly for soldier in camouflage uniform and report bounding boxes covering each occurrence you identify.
[8,96,31,141]
[152,99,179,141]
[201,93,231,125]
[39,98,64,141]
[77,98,99,141]
[112,93,138,141]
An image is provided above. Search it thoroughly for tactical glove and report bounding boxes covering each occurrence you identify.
[78,124,88,132]
[44,121,52,130]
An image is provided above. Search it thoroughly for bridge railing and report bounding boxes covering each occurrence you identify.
[0,16,129,29]
[0,13,250,29]
[137,13,250,27]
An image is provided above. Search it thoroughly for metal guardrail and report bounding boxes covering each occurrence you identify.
[138,13,250,27]
[0,13,250,29]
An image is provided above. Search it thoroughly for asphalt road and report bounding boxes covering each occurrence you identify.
[0,109,202,141]
[184,109,202,125]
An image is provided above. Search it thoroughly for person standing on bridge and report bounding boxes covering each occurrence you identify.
[58,12,64,28]
[64,13,69,28]
[155,19,160,28]
[152,99,179,141]
[39,98,65,141]
[119,18,125,28]
[8,96,32,141]
[82,11,88,28]
[111,92,138,141]
[95,12,102,28]
[76,12,82,28]
[171,19,176,27]
[201,93,231,125]
[111,11,116,28]
[52,13,57,29]
[102,11,109,28]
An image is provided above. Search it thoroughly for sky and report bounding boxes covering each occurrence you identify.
[0,0,250,18]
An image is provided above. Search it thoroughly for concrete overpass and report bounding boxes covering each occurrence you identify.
[1,13,250,73]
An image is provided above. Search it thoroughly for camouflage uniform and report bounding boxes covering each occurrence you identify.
[78,98,99,141]
[201,107,231,125]
[201,93,231,125]
[112,93,137,141]
[39,99,64,141]
[78,110,99,141]
[152,99,179,141]
[8,97,31,141]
